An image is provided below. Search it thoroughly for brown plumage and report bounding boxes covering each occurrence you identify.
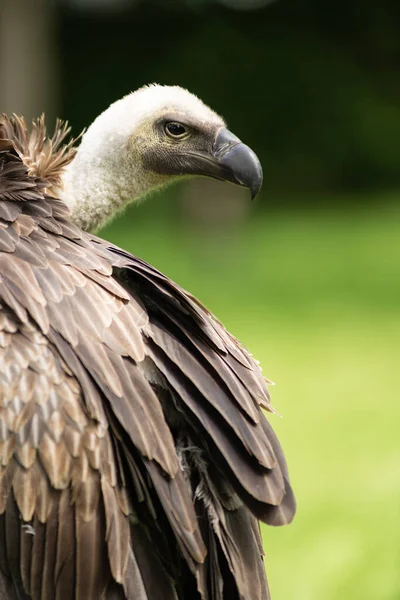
[0,114,295,600]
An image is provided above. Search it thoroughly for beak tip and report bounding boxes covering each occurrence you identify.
[213,128,263,201]
[250,166,263,201]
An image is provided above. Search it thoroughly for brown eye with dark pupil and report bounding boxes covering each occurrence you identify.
[165,122,187,137]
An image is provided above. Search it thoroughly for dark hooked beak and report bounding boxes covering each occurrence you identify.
[210,128,263,200]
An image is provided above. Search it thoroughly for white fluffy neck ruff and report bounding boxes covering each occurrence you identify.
[61,84,222,231]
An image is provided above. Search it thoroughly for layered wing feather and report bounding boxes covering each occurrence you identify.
[0,115,295,600]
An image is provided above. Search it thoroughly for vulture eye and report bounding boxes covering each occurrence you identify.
[165,122,188,139]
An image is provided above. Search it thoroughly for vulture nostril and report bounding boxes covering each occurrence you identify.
[213,140,240,159]
[212,127,242,156]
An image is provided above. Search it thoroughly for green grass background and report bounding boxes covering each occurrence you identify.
[101,191,400,600]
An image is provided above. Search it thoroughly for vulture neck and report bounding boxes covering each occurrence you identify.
[60,103,163,232]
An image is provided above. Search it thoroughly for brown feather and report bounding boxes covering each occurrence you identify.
[0,112,295,600]
[101,476,130,583]
[54,490,75,600]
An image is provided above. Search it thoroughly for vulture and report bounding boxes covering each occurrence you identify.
[0,85,295,600]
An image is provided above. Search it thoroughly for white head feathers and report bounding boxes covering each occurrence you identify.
[78,84,225,151]
[61,85,226,231]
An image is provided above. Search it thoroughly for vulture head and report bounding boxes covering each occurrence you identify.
[61,84,263,230]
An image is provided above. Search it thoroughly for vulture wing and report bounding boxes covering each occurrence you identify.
[0,116,295,600]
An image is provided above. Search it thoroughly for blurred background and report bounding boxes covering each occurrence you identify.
[1,0,399,598]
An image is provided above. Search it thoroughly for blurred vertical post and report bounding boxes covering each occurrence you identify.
[0,0,59,124]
